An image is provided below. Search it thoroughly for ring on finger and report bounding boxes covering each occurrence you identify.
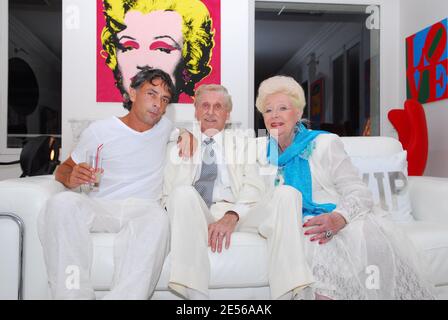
[324,230,333,239]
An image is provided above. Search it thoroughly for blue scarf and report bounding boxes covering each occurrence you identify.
[267,124,336,220]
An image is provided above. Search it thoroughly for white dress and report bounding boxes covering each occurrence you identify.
[257,133,436,299]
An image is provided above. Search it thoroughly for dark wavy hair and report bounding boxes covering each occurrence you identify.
[125,67,175,110]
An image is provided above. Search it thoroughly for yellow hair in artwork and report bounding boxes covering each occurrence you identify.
[101,0,215,98]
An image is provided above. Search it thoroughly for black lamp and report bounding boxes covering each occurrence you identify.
[0,136,61,177]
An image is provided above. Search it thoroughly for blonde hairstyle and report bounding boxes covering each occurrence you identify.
[194,84,233,111]
[255,76,306,113]
[101,0,215,100]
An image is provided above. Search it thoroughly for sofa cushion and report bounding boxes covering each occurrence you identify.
[90,232,269,291]
[399,221,448,287]
[350,151,414,222]
[91,233,115,291]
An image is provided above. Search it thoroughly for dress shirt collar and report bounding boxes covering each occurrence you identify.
[201,130,224,149]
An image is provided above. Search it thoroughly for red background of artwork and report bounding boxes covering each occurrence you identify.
[406,19,448,104]
[96,0,221,104]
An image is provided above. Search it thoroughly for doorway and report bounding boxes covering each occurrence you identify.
[254,1,380,137]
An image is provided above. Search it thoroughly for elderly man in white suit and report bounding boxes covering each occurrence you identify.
[163,84,314,300]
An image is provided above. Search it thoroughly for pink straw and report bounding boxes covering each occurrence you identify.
[95,144,103,169]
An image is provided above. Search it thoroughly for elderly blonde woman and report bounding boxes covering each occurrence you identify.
[255,75,435,300]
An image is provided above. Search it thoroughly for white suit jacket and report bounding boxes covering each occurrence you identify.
[162,128,266,221]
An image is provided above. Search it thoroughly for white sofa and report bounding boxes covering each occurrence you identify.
[0,136,447,300]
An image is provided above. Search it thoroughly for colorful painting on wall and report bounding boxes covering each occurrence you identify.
[310,78,325,126]
[96,0,221,104]
[406,18,448,104]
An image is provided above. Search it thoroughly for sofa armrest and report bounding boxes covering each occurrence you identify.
[0,175,66,299]
[0,175,66,215]
[408,176,448,223]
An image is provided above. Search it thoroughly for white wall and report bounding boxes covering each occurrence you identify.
[399,0,448,177]
[0,159,21,180]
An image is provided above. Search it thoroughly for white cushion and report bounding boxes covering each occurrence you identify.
[408,176,448,223]
[341,136,403,157]
[90,232,269,291]
[0,216,21,300]
[91,233,115,290]
[350,151,414,222]
[399,221,448,286]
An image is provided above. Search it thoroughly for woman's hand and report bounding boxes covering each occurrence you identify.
[303,212,347,245]
[177,129,197,159]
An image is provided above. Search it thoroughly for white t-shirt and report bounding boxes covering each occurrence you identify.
[71,116,173,201]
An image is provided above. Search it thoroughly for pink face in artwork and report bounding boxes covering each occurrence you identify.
[116,10,184,93]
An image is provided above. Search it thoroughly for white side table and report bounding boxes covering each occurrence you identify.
[0,213,24,300]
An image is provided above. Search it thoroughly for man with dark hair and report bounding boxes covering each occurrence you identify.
[122,66,175,110]
[38,68,190,300]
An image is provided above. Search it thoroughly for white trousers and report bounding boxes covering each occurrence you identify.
[38,191,170,300]
[166,185,314,300]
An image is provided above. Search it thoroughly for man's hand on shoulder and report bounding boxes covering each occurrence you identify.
[208,211,239,253]
[177,129,197,159]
